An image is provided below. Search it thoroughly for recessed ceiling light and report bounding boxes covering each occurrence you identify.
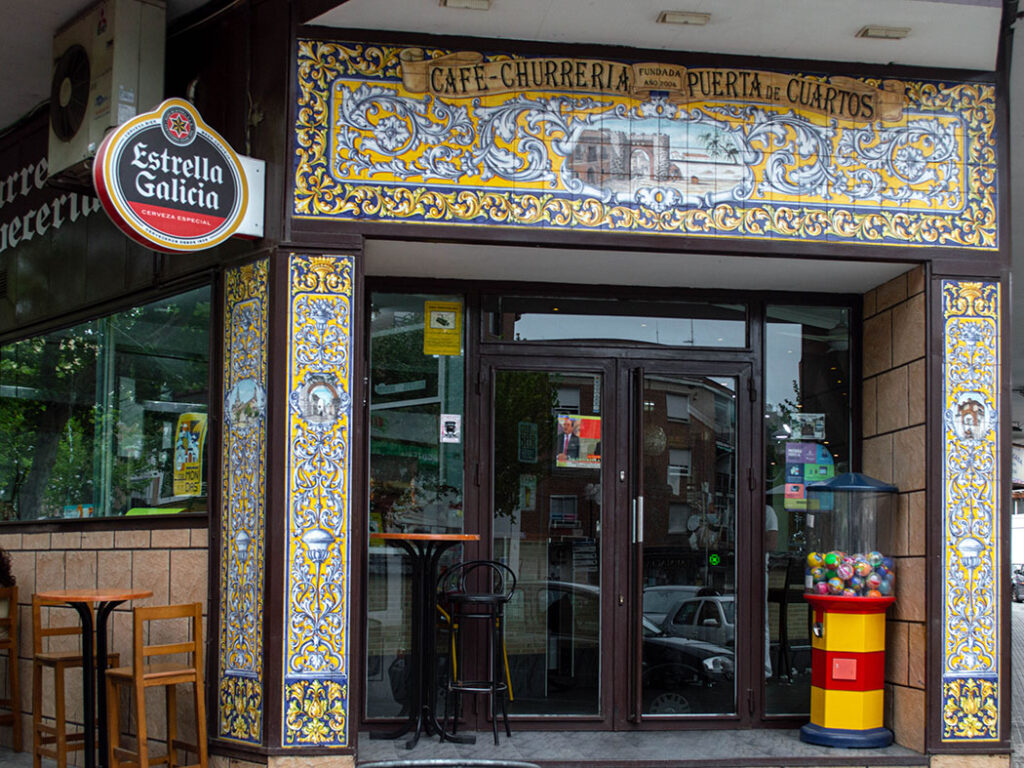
[441,0,491,9]
[657,11,711,26]
[856,25,910,40]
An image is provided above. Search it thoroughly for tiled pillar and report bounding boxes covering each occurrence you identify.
[217,258,270,745]
[279,253,356,751]
[937,279,1003,748]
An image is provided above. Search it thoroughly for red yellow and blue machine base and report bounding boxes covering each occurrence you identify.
[799,594,896,748]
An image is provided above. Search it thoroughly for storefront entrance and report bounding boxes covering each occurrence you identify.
[364,285,853,732]
[487,357,751,728]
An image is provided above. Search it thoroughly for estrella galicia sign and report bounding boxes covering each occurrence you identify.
[93,98,248,252]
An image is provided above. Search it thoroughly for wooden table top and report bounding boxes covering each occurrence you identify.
[35,588,154,603]
[370,532,480,542]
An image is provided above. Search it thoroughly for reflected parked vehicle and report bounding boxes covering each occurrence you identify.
[659,595,736,647]
[1012,565,1024,603]
[642,584,700,626]
[641,616,734,715]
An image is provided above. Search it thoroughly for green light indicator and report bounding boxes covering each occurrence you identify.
[709,553,721,566]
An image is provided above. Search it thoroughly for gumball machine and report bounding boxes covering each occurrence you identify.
[800,472,897,748]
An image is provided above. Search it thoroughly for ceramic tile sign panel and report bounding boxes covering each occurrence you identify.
[292,40,996,250]
[282,253,355,747]
[218,259,270,744]
[941,280,1001,742]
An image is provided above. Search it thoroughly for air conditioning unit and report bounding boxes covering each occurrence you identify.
[48,0,165,185]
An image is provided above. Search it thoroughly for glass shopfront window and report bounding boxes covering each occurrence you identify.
[0,286,211,520]
[763,304,852,716]
[365,292,466,719]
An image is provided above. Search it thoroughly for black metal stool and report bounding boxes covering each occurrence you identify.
[437,560,516,745]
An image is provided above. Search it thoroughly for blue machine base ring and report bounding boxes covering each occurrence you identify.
[800,723,893,748]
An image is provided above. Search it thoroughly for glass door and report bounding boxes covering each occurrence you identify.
[490,362,611,720]
[632,366,746,721]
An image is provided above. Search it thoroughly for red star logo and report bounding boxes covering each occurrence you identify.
[166,112,191,140]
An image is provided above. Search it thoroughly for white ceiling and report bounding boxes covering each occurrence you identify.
[311,0,1003,71]
[365,240,914,294]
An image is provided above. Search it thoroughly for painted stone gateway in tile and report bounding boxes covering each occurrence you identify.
[218,259,270,743]
[282,253,354,747]
[294,39,996,249]
[941,280,1001,742]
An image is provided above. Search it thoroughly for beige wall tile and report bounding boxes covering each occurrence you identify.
[877,273,908,311]
[9,552,34,597]
[152,528,191,549]
[891,684,926,752]
[51,531,81,549]
[863,434,894,484]
[907,621,926,688]
[228,758,267,768]
[0,534,22,551]
[82,530,114,550]
[892,557,925,622]
[115,530,151,549]
[170,549,208,605]
[98,550,132,592]
[885,620,908,686]
[863,376,878,438]
[66,550,98,590]
[893,425,926,492]
[876,366,909,433]
[21,533,50,551]
[907,265,925,296]
[131,550,170,606]
[269,757,355,768]
[892,293,925,367]
[908,359,925,426]
[863,312,892,377]
[907,491,926,557]
[35,551,65,593]
[930,756,1010,768]
[191,528,210,548]
[885,492,909,557]
[864,288,877,319]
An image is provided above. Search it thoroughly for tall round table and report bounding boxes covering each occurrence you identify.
[35,588,153,768]
[369,532,479,749]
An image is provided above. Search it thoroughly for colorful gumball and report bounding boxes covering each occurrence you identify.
[807,552,824,568]
[811,567,826,581]
[836,563,853,581]
[882,557,895,570]
[815,581,830,595]
[842,588,858,597]
[848,575,864,590]
[854,561,873,577]
[827,577,844,594]
[866,572,883,590]
[868,551,883,567]
[824,551,841,568]
[867,589,882,598]
[879,579,893,595]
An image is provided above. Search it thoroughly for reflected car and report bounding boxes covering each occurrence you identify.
[659,595,736,647]
[641,615,734,715]
[1012,565,1024,603]
[642,584,701,626]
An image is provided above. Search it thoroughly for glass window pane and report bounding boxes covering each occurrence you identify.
[763,304,851,716]
[0,286,211,520]
[365,292,466,719]
[484,296,746,347]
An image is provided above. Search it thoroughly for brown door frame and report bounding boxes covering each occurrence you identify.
[477,351,759,731]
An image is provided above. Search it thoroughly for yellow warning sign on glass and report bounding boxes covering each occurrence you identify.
[423,301,463,356]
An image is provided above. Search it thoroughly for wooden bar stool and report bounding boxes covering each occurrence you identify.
[32,594,117,768]
[105,602,207,768]
[0,585,21,753]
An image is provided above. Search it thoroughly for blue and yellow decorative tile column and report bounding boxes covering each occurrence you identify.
[940,280,1002,743]
[218,259,270,744]
[281,253,355,747]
